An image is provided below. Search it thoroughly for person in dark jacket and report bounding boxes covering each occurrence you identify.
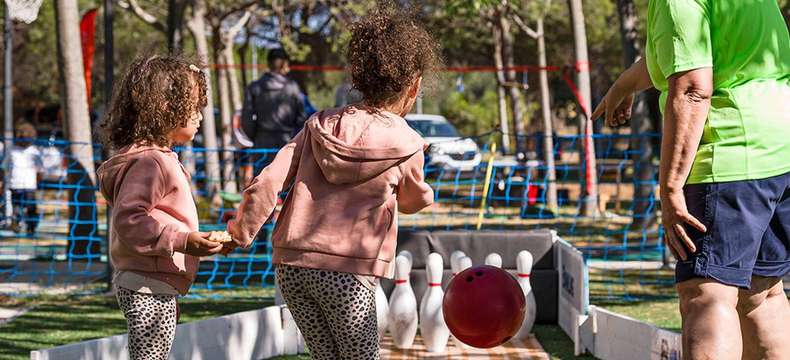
[241,48,307,173]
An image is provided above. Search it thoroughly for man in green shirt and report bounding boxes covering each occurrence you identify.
[593,0,790,358]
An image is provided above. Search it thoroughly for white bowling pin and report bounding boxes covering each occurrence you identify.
[514,250,537,339]
[458,256,472,272]
[388,254,418,349]
[451,256,474,350]
[450,250,466,276]
[398,250,413,267]
[484,253,502,268]
[375,282,389,339]
[420,253,450,353]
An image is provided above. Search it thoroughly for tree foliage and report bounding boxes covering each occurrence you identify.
[3,0,735,136]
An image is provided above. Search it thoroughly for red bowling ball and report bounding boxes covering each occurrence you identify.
[442,265,526,348]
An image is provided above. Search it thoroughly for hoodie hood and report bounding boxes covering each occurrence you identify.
[97,144,183,203]
[308,105,427,184]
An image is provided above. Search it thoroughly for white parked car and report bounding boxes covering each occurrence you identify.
[404,114,482,171]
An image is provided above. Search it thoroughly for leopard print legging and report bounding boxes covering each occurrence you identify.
[277,264,380,359]
[116,287,178,360]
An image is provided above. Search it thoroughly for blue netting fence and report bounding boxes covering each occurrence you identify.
[0,132,668,300]
[0,138,105,288]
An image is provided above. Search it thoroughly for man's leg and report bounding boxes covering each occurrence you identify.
[677,278,742,360]
[676,175,790,359]
[739,171,790,359]
[737,277,790,360]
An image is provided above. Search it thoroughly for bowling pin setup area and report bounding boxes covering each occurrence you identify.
[379,248,539,357]
[31,229,682,359]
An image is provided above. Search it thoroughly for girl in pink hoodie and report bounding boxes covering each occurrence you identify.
[97,55,224,360]
[226,7,441,358]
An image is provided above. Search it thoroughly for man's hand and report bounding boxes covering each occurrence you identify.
[661,190,707,261]
[183,232,224,257]
[592,58,653,127]
[592,86,635,127]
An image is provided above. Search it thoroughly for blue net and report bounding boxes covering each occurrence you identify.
[0,132,670,301]
[0,138,105,289]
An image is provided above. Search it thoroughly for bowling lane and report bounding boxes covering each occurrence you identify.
[379,334,549,359]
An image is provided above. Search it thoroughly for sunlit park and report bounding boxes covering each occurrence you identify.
[0,0,788,359]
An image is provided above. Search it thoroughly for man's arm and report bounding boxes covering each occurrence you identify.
[659,67,712,260]
[591,58,653,126]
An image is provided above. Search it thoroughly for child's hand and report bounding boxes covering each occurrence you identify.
[219,242,237,256]
[226,219,247,248]
[183,232,223,257]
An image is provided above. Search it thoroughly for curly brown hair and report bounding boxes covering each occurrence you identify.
[101,55,208,149]
[347,5,442,107]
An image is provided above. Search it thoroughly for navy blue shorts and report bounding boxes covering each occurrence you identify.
[675,171,790,289]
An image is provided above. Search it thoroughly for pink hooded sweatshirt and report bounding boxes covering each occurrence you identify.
[97,145,199,294]
[230,105,434,278]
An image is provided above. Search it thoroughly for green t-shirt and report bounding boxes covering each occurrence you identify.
[646,0,790,184]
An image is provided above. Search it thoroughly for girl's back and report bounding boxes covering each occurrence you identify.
[227,6,442,358]
[235,104,432,277]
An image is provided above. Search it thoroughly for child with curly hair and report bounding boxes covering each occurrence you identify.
[227,6,442,358]
[97,55,224,360]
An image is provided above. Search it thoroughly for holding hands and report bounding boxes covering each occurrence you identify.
[183,231,235,257]
[184,232,224,257]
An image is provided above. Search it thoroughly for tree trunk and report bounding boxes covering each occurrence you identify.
[226,43,244,112]
[491,23,511,155]
[166,0,187,53]
[237,31,250,98]
[217,11,253,194]
[55,0,98,257]
[214,27,237,194]
[568,0,599,217]
[233,33,250,110]
[537,17,559,212]
[499,13,525,154]
[616,0,657,230]
[187,0,221,199]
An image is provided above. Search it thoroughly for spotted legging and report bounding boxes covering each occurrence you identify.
[116,287,178,360]
[276,264,380,359]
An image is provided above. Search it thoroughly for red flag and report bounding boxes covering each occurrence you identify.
[80,9,98,108]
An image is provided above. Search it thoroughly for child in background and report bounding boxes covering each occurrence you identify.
[227,6,440,358]
[97,55,224,360]
[8,122,42,235]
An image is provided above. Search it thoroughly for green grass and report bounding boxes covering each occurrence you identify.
[603,299,680,332]
[533,325,596,359]
[588,267,682,333]
[0,286,280,360]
